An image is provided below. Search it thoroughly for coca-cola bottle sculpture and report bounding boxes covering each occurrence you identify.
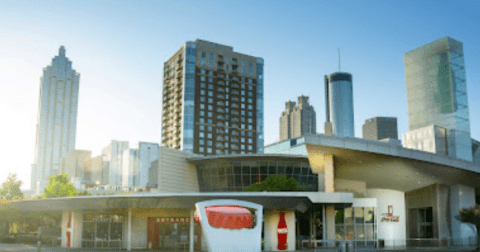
[277,212,288,250]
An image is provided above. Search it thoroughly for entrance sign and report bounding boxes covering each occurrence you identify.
[277,212,288,250]
[195,199,263,252]
[154,217,190,223]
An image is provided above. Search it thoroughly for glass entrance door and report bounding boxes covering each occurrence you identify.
[158,223,190,250]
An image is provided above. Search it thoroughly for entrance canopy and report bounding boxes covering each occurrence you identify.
[11,192,354,212]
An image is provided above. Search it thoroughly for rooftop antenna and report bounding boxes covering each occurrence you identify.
[338,48,341,72]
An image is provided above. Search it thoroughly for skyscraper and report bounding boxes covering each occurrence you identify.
[102,140,129,186]
[31,46,80,194]
[279,95,316,141]
[161,39,264,155]
[362,117,398,141]
[324,72,354,137]
[121,142,159,188]
[404,36,472,161]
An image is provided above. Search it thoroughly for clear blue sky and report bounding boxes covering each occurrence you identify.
[1,0,479,190]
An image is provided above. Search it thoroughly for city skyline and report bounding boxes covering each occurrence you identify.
[1,1,479,189]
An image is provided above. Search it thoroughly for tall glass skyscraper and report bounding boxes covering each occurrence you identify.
[161,39,264,155]
[31,46,80,193]
[324,72,354,137]
[404,36,472,161]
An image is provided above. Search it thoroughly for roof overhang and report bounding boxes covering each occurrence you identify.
[11,192,353,212]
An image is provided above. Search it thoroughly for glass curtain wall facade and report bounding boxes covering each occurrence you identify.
[82,213,124,248]
[404,37,472,161]
[196,159,318,192]
[324,73,354,137]
[335,206,377,247]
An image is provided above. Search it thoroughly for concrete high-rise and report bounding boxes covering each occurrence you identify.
[362,117,398,141]
[404,36,472,161]
[60,149,91,181]
[31,46,80,194]
[324,72,354,137]
[161,39,264,155]
[279,95,316,141]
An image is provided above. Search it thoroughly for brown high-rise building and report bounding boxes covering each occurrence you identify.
[362,117,398,141]
[161,39,264,155]
[279,96,316,141]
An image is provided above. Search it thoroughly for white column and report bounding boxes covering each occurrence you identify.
[127,209,132,251]
[190,209,194,252]
[71,211,75,248]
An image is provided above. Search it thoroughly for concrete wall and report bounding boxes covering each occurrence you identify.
[367,189,406,246]
[264,209,296,251]
[335,179,367,198]
[157,146,199,192]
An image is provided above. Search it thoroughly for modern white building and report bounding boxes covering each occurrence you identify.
[102,140,129,186]
[14,135,480,251]
[31,46,80,195]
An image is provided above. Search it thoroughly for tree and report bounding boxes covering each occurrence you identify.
[243,174,306,192]
[456,205,480,250]
[0,199,21,235]
[41,174,77,198]
[0,173,24,200]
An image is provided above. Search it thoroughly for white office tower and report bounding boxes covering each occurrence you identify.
[102,140,129,186]
[122,142,159,188]
[31,46,80,194]
[324,72,354,137]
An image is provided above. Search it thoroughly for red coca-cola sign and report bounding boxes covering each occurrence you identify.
[277,212,288,250]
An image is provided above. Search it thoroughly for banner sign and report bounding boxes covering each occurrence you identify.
[155,217,190,223]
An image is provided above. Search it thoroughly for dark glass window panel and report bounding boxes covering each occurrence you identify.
[260,174,268,182]
[345,225,354,241]
[110,223,123,240]
[293,174,301,183]
[234,174,242,187]
[226,175,233,187]
[277,162,285,174]
[335,206,344,224]
[355,224,365,240]
[251,166,259,176]
[294,166,301,175]
[268,162,277,174]
[335,225,344,240]
[365,207,375,223]
[426,207,433,222]
[82,222,95,240]
[260,162,268,174]
[242,175,250,187]
[96,222,109,240]
[301,168,308,175]
[301,176,308,184]
[234,166,241,175]
[218,166,225,176]
[355,207,365,224]
[242,166,250,175]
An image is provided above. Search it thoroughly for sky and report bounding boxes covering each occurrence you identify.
[1,0,479,190]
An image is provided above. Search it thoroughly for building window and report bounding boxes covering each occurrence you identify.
[207,140,212,146]
[208,112,213,117]
[248,98,253,103]
[207,147,212,153]
[200,83,206,88]
[200,97,205,102]
[241,68,245,75]
[209,53,214,60]
[199,139,204,145]
[82,214,124,248]
[208,77,213,83]
[201,51,206,58]
[209,61,213,68]
[248,70,252,76]
[199,147,204,152]
[248,91,253,97]
[208,105,213,110]
[201,76,206,81]
[200,90,205,95]
[200,110,205,116]
[201,59,206,66]
[241,61,245,67]
[209,70,213,76]
[200,104,205,109]
[208,91,213,96]
[199,118,205,123]
[208,84,213,90]
[408,207,433,238]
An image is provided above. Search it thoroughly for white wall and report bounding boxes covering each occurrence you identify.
[264,209,296,251]
[60,211,83,248]
[450,184,476,244]
[157,146,199,192]
[367,189,406,246]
